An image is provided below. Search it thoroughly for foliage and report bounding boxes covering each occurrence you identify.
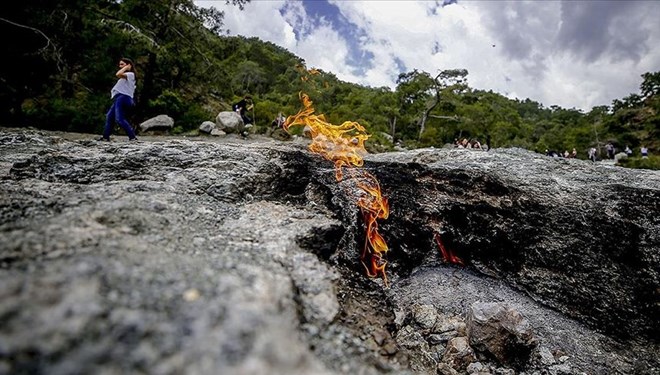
[617,155,660,171]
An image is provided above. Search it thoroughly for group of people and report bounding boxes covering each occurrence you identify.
[546,148,578,159]
[622,144,649,158]
[455,138,487,150]
[584,144,649,162]
[602,143,650,160]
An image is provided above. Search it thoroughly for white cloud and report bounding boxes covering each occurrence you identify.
[196,0,660,111]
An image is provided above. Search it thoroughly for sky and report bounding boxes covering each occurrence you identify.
[196,0,660,111]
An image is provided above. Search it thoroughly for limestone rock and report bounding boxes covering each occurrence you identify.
[139,114,174,132]
[199,121,216,134]
[614,152,627,162]
[210,128,226,137]
[215,111,243,133]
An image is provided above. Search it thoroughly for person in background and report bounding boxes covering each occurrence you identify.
[625,146,632,156]
[233,95,254,125]
[100,57,138,141]
[571,148,577,158]
[606,142,615,159]
[641,146,649,158]
[588,147,597,162]
[271,112,286,128]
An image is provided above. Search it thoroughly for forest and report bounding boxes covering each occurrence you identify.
[2,0,659,169]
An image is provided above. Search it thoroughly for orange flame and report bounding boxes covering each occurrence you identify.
[433,231,464,266]
[285,92,391,285]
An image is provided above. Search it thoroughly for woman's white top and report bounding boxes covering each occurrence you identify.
[111,72,136,99]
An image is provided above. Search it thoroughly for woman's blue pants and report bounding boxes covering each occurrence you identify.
[103,94,136,139]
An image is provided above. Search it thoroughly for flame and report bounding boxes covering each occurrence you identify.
[285,92,391,285]
[433,231,464,266]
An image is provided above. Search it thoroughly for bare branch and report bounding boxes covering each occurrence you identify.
[429,115,460,121]
[0,16,67,73]
[100,19,159,48]
[0,16,53,52]
[170,25,212,66]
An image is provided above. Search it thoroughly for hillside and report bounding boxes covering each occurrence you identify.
[1,0,658,166]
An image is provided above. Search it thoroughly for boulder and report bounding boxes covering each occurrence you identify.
[139,114,174,133]
[199,121,216,134]
[614,152,628,162]
[210,128,226,137]
[215,111,243,133]
[466,302,537,366]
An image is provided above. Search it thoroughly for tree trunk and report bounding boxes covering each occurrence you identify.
[390,116,396,139]
[138,51,158,117]
[418,97,440,139]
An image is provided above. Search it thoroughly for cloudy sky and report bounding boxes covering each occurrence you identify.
[196,0,660,111]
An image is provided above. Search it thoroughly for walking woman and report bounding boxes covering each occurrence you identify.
[99,57,137,141]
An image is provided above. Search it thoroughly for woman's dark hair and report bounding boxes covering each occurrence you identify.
[120,57,137,78]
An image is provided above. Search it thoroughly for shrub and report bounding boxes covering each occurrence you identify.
[617,155,660,170]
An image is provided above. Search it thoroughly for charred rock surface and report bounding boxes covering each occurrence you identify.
[373,148,659,343]
[0,129,658,375]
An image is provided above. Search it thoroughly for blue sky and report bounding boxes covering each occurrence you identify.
[196,0,660,111]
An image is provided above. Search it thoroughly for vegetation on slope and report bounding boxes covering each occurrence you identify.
[1,0,658,169]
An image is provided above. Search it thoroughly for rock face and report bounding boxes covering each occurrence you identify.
[1,129,658,375]
[374,148,659,343]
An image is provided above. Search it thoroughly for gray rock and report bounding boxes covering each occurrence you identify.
[215,111,243,133]
[199,121,216,134]
[466,361,484,374]
[428,331,457,345]
[467,302,537,366]
[396,325,437,372]
[538,346,556,366]
[411,303,437,330]
[549,363,572,375]
[614,152,627,162]
[210,128,226,137]
[139,114,174,132]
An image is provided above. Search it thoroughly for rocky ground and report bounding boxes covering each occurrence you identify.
[0,127,658,374]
